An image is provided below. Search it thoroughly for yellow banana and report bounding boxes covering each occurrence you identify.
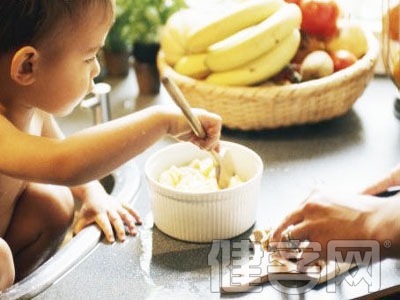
[161,9,209,66]
[160,28,185,66]
[205,29,301,86]
[186,0,285,53]
[206,3,302,72]
[174,53,210,79]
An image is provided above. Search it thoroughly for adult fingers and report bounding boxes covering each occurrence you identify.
[285,222,309,241]
[270,189,325,243]
[270,208,305,242]
[362,165,400,195]
[361,176,397,195]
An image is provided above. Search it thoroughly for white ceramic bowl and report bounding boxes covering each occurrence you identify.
[145,141,263,243]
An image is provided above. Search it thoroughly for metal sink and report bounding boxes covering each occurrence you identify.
[0,159,141,300]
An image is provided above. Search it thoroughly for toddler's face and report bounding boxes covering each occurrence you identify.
[31,6,114,116]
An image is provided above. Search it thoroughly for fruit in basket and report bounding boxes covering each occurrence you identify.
[160,0,302,86]
[157,0,378,130]
[298,0,339,38]
[174,53,210,79]
[291,31,327,63]
[186,0,284,53]
[160,9,207,66]
[160,0,368,87]
[205,3,302,72]
[326,23,368,59]
[300,50,334,81]
[330,49,357,72]
[206,30,301,86]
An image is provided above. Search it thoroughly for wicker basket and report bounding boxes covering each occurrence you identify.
[157,30,379,130]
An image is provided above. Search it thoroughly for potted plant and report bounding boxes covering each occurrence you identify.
[103,7,132,77]
[117,0,187,93]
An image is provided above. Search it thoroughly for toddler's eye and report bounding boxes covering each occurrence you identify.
[85,57,96,63]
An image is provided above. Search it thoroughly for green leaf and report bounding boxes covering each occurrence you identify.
[105,0,188,50]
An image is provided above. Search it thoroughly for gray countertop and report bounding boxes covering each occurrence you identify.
[36,74,400,299]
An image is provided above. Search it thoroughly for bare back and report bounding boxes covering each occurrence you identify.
[0,110,44,236]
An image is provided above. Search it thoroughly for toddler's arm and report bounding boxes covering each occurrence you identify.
[0,105,222,186]
[42,112,142,242]
[40,106,220,242]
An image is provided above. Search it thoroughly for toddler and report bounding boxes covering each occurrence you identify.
[0,0,222,290]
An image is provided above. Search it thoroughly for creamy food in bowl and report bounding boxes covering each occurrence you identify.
[158,157,244,192]
[145,141,263,243]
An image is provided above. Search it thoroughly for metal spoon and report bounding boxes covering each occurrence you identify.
[161,76,234,189]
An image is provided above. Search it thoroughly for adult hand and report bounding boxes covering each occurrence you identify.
[270,189,394,260]
[362,164,400,195]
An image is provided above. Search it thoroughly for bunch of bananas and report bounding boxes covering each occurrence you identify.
[160,0,302,86]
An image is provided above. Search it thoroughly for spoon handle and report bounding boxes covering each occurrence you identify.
[161,76,206,139]
[161,75,232,188]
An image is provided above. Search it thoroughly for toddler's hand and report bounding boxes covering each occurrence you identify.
[73,188,142,243]
[169,107,222,151]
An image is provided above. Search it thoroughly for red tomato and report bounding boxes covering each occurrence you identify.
[284,0,301,5]
[299,0,340,38]
[330,50,357,72]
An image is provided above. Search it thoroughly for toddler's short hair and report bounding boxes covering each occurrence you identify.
[0,0,115,54]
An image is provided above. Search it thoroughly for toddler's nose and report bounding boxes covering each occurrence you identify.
[92,57,101,79]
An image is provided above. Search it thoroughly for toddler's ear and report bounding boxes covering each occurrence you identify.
[10,46,39,85]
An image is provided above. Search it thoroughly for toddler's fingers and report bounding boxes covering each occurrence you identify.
[95,213,115,243]
[73,217,88,235]
[108,210,126,242]
[172,130,192,141]
[118,208,137,236]
[122,203,142,225]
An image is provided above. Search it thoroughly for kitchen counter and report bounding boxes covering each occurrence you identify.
[36,73,400,299]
